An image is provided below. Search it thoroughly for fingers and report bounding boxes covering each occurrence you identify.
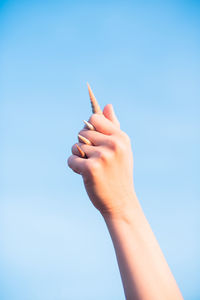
[72,143,95,158]
[67,155,87,174]
[78,129,110,146]
[72,143,112,164]
[103,104,120,128]
[88,113,118,135]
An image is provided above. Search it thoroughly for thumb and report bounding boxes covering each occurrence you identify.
[103,104,120,128]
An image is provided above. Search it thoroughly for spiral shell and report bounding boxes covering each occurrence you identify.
[87,83,102,114]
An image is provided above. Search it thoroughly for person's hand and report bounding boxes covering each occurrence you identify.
[68,103,184,300]
[68,104,137,217]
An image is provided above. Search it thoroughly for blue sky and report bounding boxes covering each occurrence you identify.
[1,0,200,299]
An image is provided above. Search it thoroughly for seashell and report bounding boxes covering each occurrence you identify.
[74,84,100,159]
[78,134,92,145]
[87,83,102,114]
[83,120,95,131]
[75,144,86,158]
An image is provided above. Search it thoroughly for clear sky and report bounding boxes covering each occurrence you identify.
[1,0,200,299]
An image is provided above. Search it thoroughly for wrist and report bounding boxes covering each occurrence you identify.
[101,194,144,225]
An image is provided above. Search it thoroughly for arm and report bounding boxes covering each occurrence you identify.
[102,201,183,300]
[68,104,183,300]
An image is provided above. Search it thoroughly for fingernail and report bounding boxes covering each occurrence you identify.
[78,134,92,145]
[83,120,95,131]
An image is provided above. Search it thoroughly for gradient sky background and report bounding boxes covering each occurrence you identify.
[1,0,200,299]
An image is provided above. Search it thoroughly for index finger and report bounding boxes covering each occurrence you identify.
[88,113,118,135]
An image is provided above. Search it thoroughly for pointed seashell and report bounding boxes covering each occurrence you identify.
[83,120,95,131]
[78,134,92,145]
[87,83,102,114]
[75,144,86,158]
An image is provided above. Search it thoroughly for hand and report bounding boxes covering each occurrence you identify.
[68,104,137,217]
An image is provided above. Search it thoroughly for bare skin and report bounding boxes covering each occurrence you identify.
[68,104,183,300]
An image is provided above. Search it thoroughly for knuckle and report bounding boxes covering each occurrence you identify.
[118,141,127,153]
[121,131,131,144]
[108,137,119,152]
[108,135,127,154]
[96,149,111,163]
[89,114,98,126]
[85,159,100,175]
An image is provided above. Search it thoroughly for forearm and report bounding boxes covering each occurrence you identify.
[102,195,183,300]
